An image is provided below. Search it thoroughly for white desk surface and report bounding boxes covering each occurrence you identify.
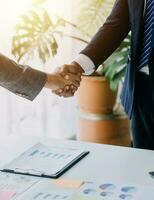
[0,135,154,186]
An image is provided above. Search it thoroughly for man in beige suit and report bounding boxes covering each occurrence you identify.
[0,53,81,99]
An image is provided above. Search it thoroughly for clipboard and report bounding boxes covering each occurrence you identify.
[0,143,89,179]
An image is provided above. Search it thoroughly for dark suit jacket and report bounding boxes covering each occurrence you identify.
[0,54,46,100]
[81,0,152,118]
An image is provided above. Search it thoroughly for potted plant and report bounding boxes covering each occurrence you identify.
[76,34,131,115]
[74,0,131,146]
[76,35,131,146]
[11,0,131,146]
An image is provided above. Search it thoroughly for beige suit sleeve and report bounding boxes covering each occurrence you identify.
[0,53,47,100]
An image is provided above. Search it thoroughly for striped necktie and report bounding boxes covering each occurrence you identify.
[138,0,154,70]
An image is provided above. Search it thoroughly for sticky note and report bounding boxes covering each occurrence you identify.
[53,179,84,189]
[0,191,16,200]
[70,195,101,200]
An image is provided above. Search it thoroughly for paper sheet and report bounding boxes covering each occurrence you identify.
[0,191,16,200]
[19,180,76,200]
[17,179,154,200]
[53,179,84,189]
[0,172,40,199]
[70,195,100,200]
[70,181,154,200]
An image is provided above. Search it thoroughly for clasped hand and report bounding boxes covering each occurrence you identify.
[45,62,84,97]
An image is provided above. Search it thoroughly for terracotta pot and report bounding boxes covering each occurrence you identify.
[77,111,131,147]
[76,75,117,115]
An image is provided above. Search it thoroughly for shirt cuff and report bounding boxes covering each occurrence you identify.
[74,54,95,75]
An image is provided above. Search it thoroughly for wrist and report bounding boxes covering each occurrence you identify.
[71,61,85,74]
[45,74,55,90]
[74,54,95,75]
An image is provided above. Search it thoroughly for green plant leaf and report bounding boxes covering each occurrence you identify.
[109,67,125,91]
[12,9,67,63]
[102,33,131,90]
[77,0,114,36]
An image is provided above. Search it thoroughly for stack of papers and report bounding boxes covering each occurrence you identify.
[0,173,154,200]
[0,172,40,200]
[17,179,154,200]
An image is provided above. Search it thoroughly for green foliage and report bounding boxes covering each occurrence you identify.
[12,9,67,63]
[77,0,114,36]
[102,33,131,91]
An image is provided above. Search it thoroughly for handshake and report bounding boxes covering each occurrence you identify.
[45,62,84,97]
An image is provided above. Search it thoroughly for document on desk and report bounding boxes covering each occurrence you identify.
[1,143,89,178]
[15,179,154,200]
[18,180,76,200]
[0,172,40,200]
[70,181,154,200]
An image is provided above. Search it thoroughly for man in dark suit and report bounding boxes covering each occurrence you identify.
[55,0,154,150]
[0,53,80,100]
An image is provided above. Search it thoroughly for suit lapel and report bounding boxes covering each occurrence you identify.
[130,0,144,24]
[129,0,145,62]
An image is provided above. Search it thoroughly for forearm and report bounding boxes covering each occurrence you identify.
[0,53,47,100]
[80,0,130,68]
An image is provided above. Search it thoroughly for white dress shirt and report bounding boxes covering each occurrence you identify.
[74,54,95,75]
[75,54,149,75]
